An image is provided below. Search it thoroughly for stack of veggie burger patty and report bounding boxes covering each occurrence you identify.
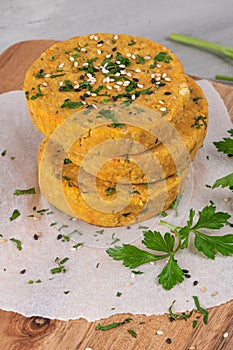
[24,33,208,227]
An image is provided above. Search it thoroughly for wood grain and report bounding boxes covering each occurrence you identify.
[0,40,232,350]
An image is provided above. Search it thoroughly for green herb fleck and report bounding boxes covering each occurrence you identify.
[9,209,21,221]
[96,318,132,331]
[116,292,122,297]
[64,158,72,164]
[137,55,145,64]
[30,84,44,100]
[61,99,83,109]
[10,238,22,251]
[50,257,69,274]
[127,329,137,338]
[128,40,136,46]
[14,187,36,196]
[191,116,207,129]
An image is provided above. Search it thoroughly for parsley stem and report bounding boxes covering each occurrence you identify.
[169,33,233,60]
[215,75,233,82]
[160,220,180,231]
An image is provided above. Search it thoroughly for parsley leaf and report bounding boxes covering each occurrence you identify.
[158,256,184,290]
[106,244,162,269]
[194,232,233,259]
[212,173,233,191]
[192,205,230,230]
[213,129,233,155]
[30,84,44,100]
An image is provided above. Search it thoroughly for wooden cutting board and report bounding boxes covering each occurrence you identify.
[0,40,232,350]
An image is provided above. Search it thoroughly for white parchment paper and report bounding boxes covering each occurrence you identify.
[0,80,232,321]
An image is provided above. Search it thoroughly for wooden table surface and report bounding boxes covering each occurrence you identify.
[0,40,232,350]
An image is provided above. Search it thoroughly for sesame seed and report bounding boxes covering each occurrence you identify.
[97,49,101,55]
[131,55,136,59]
[102,68,109,74]
[114,85,121,89]
[58,63,64,68]
[82,101,86,105]
[98,40,104,45]
[92,104,98,109]
[57,234,62,240]
[189,347,196,350]
[74,84,80,89]
[43,82,48,86]
[114,34,118,40]
[159,107,167,112]
[155,77,161,81]
[151,78,156,83]
[151,73,155,78]
[223,197,231,202]
[74,61,78,67]
[156,81,161,85]
[104,62,108,67]
[166,338,172,344]
[125,282,133,287]
[130,272,135,279]
[93,35,98,41]
[34,234,39,240]
[123,81,130,87]
[184,273,191,278]
[126,53,131,57]
[165,77,171,81]
[91,93,97,96]
[44,74,51,78]
[119,64,125,68]
[33,216,40,221]
[86,73,93,79]
[133,77,139,82]
[137,83,144,88]
[106,54,112,58]
[115,72,120,76]
[212,291,218,296]
[116,81,123,85]
[120,70,126,74]
[131,94,136,101]
[155,72,161,76]
[145,55,151,60]
[223,332,229,338]
[201,287,206,293]
[106,85,112,90]
[0,239,7,243]
[112,47,117,52]
[90,35,94,40]
[97,43,103,47]
[162,73,167,78]
[156,63,162,67]
[85,348,93,350]
[135,69,141,72]
[158,100,165,104]
[116,60,121,64]
[156,330,164,335]
[83,62,88,67]
[109,78,115,82]
[69,56,74,62]
[193,280,198,286]
[126,72,132,77]
[103,77,110,83]
[149,261,155,265]
[70,248,76,252]
[20,269,26,274]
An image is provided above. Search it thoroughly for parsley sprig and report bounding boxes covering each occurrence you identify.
[212,129,233,191]
[107,205,232,290]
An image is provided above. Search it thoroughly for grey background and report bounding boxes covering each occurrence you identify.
[1,0,233,80]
